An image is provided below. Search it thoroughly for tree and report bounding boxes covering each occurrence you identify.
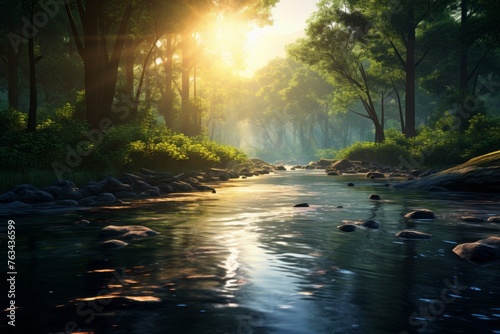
[64,0,133,128]
[289,4,387,142]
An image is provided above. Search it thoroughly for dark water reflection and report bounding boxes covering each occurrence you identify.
[2,169,500,333]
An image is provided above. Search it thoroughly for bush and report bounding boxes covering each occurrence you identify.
[337,141,409,166]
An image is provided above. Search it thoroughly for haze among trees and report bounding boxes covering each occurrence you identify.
[1,0,500,183]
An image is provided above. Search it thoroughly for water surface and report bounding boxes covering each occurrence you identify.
[2,169,500,333]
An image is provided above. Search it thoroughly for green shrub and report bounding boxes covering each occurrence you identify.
[337,141,409,166]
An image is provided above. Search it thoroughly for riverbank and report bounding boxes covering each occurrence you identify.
[0,159,277,214]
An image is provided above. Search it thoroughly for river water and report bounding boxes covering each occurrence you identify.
[2,169,500,333]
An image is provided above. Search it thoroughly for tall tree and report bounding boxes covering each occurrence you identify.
[64,0,132,127]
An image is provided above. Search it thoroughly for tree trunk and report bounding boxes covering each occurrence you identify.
[27,9,37,132]
[7,21,21,110]
[404,2,417,138]
[124,37,135,99]
[459,0,468,93]
[181,33,193,135]
[164,35,174,127]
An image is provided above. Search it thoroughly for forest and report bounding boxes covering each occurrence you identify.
[1,0,500,190]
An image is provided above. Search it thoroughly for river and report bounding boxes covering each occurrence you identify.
[2,169,500,333]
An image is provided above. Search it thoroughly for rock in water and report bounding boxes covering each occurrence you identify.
[337,224,357,232]
[404,209,436,220]
[461,216,485,223]
[453,236,500,263]
[396,230,432,240]
[293,203,309,207]
[361,220,381,229]
[369,194,381,200]
[487,216,500,223]
[101,239,129,250]
[100,225,159,239]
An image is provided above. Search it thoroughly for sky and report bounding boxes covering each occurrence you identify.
[241,0,320,77]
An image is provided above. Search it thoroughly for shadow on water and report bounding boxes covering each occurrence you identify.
[1,169,500,333]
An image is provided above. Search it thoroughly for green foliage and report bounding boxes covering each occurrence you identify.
[337,141,408,166]
[0,105,248,188]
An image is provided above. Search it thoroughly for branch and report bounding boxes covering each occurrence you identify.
[389,39,405,68]
[415,47,430,68]
[348,108,371,119]
[64,2,85,57]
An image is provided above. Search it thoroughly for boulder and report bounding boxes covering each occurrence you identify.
[58,187,85,200]
[396,230,432,240]
[79,196,96,206]
[53,180,76,190]
[347,183,354,187]
[1,201,31,210]
[170,181,195,192]
[80,183,103,196]
[369,194,381,200]
[337,224,357,232]
[75,219,90,226]
[293,203,309,207]
[17,189,54,203]
[208,168,230,181]
[453,236,500,263]
[115,191,138,199]
[327,171,339,176]
[43,186,63,198]
[0,191,17,203]
[60,199,78,206]
[133,180,156,192]
[359,220,381,229]
[394,150,500,192]
[404,209,436,220]
[13,184,40,193]
[329,159,353,171]
[275,165,287,171]
[102,177,130,193]
[100,225,159,239]
[94,193,117,204]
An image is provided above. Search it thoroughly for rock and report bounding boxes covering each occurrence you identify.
[404,209,436,220]
[61,199,78,206]
[275,165,287,171]
[337,205,343,208]
[133,180,156,192]
[487,216,500,223]
[208,168,230,181]
[75,219,90,226]
[1,201,31,210]
[158,183,174,193]
[94,193,117,204]
[329,159,353,171]
[101,239,129,250]
[347,183,354,187]
[143,188,161,197]
[394,150,500,193]
[13,184,40,193]
[360,220,381,229]
[461,216,485,223]
[227,170,240,178]
[0,191,17,203]
[17,189,54,203]
[43,186,63,198]
[196,185,216,192]
[337,224,357,232]
[396,230,432,240]
[170,181,195,192]
[327,171,339,176]
[369,194,381,200]
[58,187,85,201]
[293,203,309,207]
[366,172,385,179]
[115,191,138,199]
[453,236,500,263]
[53,180,77,190]
[79,196,96,206]
[100,225,159,239]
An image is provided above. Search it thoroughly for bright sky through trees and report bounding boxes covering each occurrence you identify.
[242,0,319,77]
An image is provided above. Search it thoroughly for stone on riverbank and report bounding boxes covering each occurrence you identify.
[487,216,500,223]
[394,150,500,193]
[396,230,432,240]
[101,239,129,250]
[453,236,500,263]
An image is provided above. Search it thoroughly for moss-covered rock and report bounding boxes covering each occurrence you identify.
[394,150,500,193]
